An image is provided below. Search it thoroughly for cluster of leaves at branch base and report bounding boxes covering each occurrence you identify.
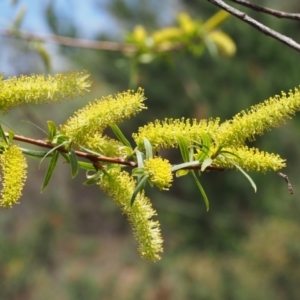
[144,157,173,190]
[60,88,146,147]
[0,71,91,113]
[0,145,27,208]
[98,167,163,262]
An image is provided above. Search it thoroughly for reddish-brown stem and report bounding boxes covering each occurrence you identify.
[11,133,136,167]
[10,133,225,171]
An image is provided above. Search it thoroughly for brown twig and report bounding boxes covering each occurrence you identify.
[278,172,294,194]
[229,0,300,20]
[0,28,137,53]
[10,133,225,171]
[0,28,186,53]
[208,0,300,53]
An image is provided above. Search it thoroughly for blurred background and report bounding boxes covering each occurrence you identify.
[1,0,300,299]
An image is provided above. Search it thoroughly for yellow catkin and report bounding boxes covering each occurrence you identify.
[60,88,146,146]
[0,71,90,112]
[216,88,300,147]
[133,118,220,150]
[214,146,286,173]
[99,168,163,262]
[0,146,27,208]
[144,157,173,190]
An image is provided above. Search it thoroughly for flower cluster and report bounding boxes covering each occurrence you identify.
[0,71,90,113]
[0,146,27,208]
[133,118,220,150]
[214,146,286,173]
[99,168,163,262]
[60,88,146,146]
[215,88,300,146]
[144,157,173,190]
[133,87,300,173]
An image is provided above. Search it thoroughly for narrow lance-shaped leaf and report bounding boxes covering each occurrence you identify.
[39,140,68,167]
[201,157,213,172]
[69,148,79,178]
[8,130,15,144]
[47,120,57,141]
[0,124,8,144]
[195,132,211,162]
[171,160,199,172]
[177,136,190,162]
[110,124,132,148]
[60,152,95,171]
[20,148,53,158]
[84,170,103,185]
[41,150,59,192]
[143,137,153,159]
[130,174,148,206]
[191,171,209,211]
[78,145,103,156]
[221,155,257,193]
[136,150,145,168]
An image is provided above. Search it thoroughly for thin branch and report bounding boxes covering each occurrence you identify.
[229,0,300,20]
[0,28,137,53]
[208,0,300,53]
[0,28,186,53]
[278,172,294,194]
[10,133,225,171]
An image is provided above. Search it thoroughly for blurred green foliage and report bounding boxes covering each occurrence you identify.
[1,0,300,299]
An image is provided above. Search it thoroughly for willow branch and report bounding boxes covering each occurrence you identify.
[0,28,185,53]
[10,133,225,171]
[0,28,137,53]
[208,0,300,53]
[229,0,300,20]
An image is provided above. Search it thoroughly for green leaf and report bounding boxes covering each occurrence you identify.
[191,171,209,211]
[77,161,95,171]
[171,161,199,172]
[0,124,8,144]
[223,156,257,193]
[47,121,57,141]
[8,130,15,144]
[143,138,153,159]
[217,149,240,160]
[84,170,103,185]
[60,152,95,171]
[52,134,70,145]
[130,175,148,206]
[41,150,59,192]
[21,148,53,158]
[78,145,103,156]
[110,124,132,148]
[136,150,145,168]
[201,157,213,172]
[69,148,78,178]
[177,136,190,162]
[39,140,68,167]
[132,167,146,177]
[195,132,211,162]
